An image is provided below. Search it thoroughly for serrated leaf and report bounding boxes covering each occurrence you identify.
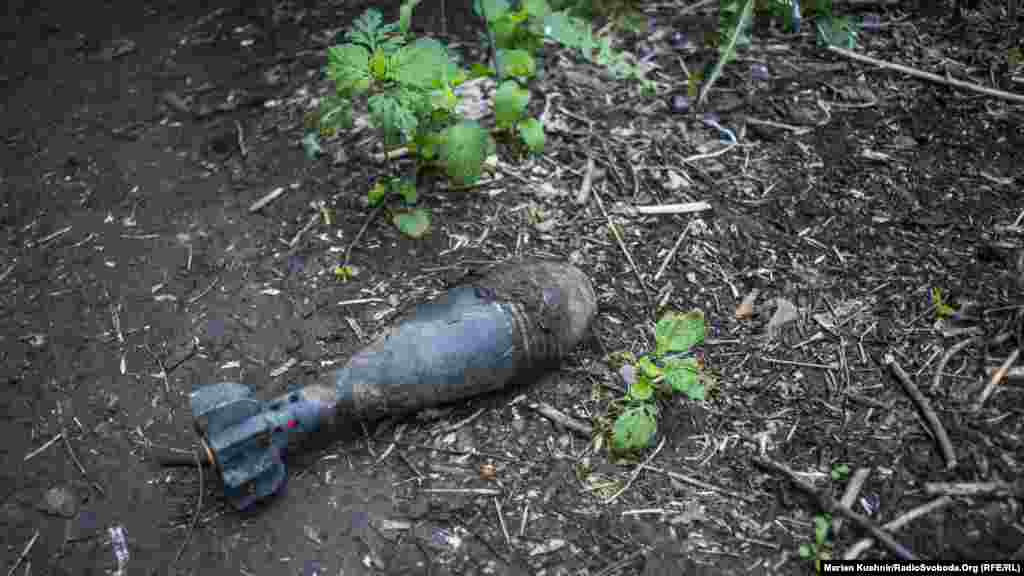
[399,0,421,35]
[494,80,530,129]
[328,44,372,94]
[664,357,704,400]
[368,93,418,146]
[655,310,705,356]
[390,38,459,89]
[611,405,657,452]
[475,0,511,22]
[368,181,389,206]
[440,120,490,186]
[522,0,551,18]
[517,117,545,153]
[397,181,418,204]
[394,208,430,238]
[499,48,536,79]
[628,373,654,401]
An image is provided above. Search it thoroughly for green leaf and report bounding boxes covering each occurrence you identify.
[368,93,419,146]
[831,463,850,481]
[327,44,372,95]
[397,180,418,204]
[664,357,705,400]
[798,544,813,558]
[368,181,389,206]
[470,63,496,78]
[494,80,530,129]
[637,356,662,379]
[931,287,956,319]
[654,310,705,356]
[627,373,654,401]
[393,208,431,238]
[390,38,459,89]
[399,0,421,35]
[347,9,401,53]
[522,0,552,18]
[440,120,491,186]
[814,515,831,546]
[302,133,323,159]
[611,405,657,452]
[499,48,536,79]
[815,15,858,48]
[475,0,511,21]
[517,117,545,153]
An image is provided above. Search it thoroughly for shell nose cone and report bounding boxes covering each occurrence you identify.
[551,263,598,350]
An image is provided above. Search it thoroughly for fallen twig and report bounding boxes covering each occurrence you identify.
[173,449,204,567]
[619,201,712,217]
[930,336,982,393]
[829,46,1024,104]
[62,431,105,496]
[882,353,957,470]
[7,530,39,576]
[495,497,511,547]
[592,184,653,308]
[832,467,871,538]
[574,156,597,206]
[24,433,62,462]
[342,203,386,270]
[753,456,917,561]
[923,480,1024,498]
[972,348,1019,411]
[605,437,666,504]
[249,186,286,213]
[843,496,953,559]
[421,488,502,496]
[641,464,756,502]
[528,402,594,437]
[655,221,693,283]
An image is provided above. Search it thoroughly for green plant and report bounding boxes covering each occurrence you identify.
[798,513,833,572]
[931,287,957,319]
[830,462,850,481]
[608,310,716,453]
[315,4,497,237]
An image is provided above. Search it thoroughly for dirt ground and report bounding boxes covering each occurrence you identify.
[2,0,1023,574]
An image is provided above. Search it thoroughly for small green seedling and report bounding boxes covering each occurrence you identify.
[609,310,716,454]
[830,463,850,482]
[798,513,833,572]
[931,287,957,319]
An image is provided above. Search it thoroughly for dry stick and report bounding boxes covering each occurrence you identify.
[173,449,204,566]
[843,496,953,560]
[924,480,1024,498]
[973,347,1019,411]
[342,203,385,270]
[494,497,511,546]
[574,156,597,206]
[832,467,872,538]
[7,530,39,576]
[930,335,982,393]
[882,353,957,471]
[24,433,62,462]
[529,402,594,437]
[654,220,693,283]
[640,465,756,502]
[828,46,1024,104]
[421,488,502,496]
[753,456,918,561]
[62,430,105,497]
[605,437,666,504]
[591,184,653,308]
